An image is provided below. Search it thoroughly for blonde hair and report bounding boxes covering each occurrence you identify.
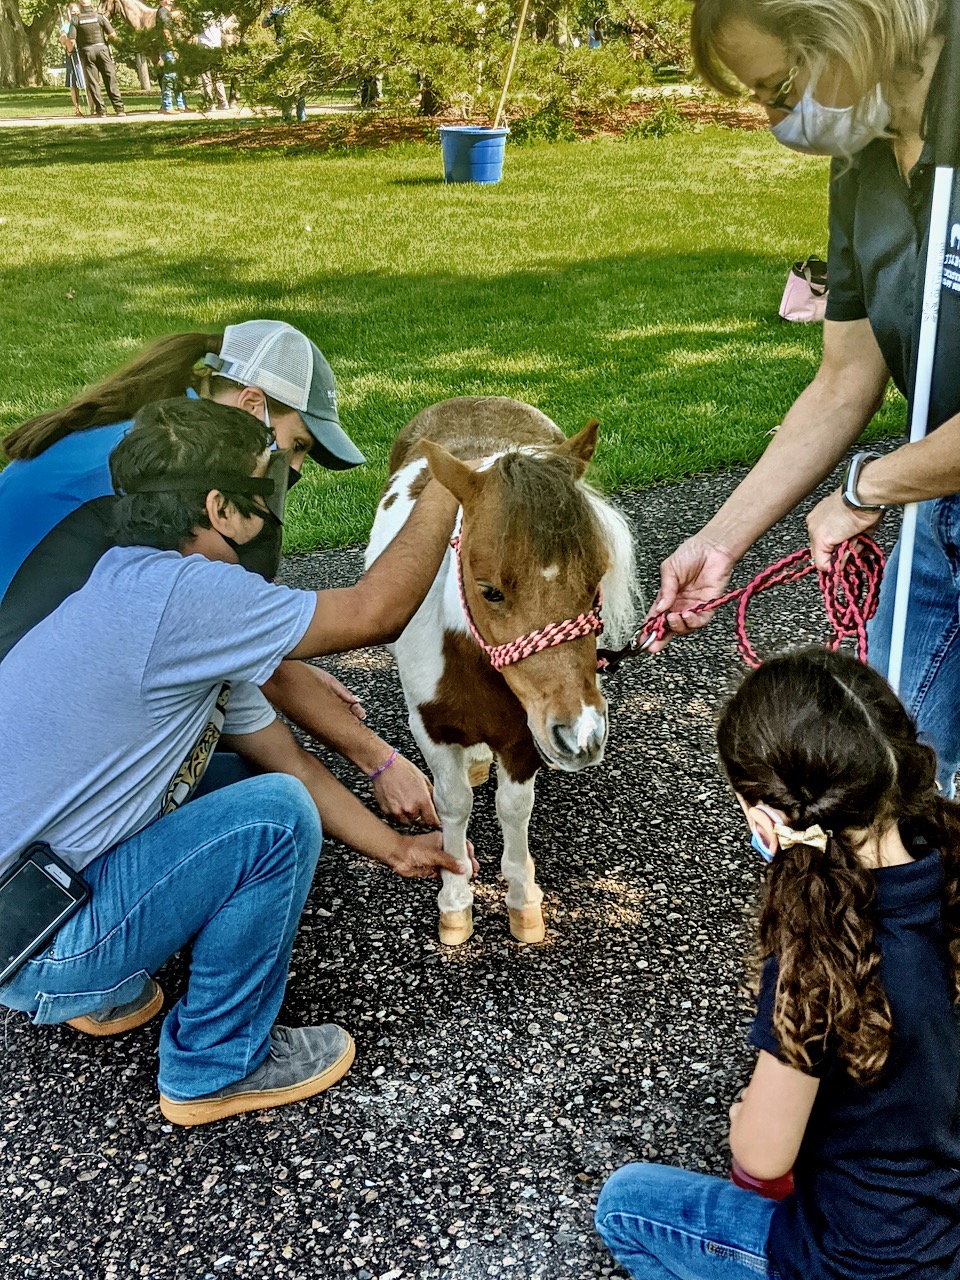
[691,0,942,102]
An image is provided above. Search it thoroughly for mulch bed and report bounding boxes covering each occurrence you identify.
[178,98,768,154]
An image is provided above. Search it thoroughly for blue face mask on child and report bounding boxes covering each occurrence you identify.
[751,830,775,863]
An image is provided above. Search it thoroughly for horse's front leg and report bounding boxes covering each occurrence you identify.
[408,710,475,945]
[495,755,543,944]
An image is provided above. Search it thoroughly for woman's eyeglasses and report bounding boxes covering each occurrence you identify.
[764,65,799,112]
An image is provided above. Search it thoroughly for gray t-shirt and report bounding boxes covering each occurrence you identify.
[0,545,317,874]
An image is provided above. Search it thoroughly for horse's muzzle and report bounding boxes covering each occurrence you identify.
[537,708,608,771]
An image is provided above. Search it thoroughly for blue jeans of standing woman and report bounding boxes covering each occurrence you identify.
[596,1164,779,1278]
[161,50,186,111]
[0,764,322,1101]
[869,495,960,794]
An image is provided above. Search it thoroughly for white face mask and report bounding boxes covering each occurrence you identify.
[771,81,891,157]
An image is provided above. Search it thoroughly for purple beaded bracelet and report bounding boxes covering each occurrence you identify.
[367,748,399,781]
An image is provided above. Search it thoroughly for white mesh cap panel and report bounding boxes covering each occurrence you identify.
[255,329,313,410]
[219,321,313,411]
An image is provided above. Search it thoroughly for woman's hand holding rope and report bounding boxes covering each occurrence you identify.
[806,488,886,573]
[645,532,740,654]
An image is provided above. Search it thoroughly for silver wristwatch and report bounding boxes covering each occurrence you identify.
[841,451,889,513]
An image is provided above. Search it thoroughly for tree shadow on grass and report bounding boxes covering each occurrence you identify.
[0,121,287,168]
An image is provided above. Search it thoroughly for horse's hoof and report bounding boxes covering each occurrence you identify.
[439,908,474,946]
[468,760,491,787]
[509,906,545,944]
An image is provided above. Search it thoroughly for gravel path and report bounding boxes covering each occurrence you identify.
[0,462,895,1280]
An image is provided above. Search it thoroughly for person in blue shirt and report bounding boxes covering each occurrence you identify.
[0,320,441,831]
[262,4,307,123]
[59,4,89,117]
[596,647,960,1279]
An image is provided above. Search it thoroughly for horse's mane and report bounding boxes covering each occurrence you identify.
[491,451,641,648]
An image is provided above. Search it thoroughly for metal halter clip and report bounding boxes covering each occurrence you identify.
[597,627,653,674]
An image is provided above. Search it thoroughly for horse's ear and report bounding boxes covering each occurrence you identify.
[558,419,599,475]
[420,440,483,506]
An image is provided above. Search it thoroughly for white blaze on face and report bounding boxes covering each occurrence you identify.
[541,564,559,581]
[574,703,607,753]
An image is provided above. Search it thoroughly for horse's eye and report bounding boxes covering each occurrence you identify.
[478,583,505,604]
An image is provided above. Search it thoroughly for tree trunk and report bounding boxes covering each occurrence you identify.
[418,75,441,116]
[136,52,151,90]
[0,0,60,88]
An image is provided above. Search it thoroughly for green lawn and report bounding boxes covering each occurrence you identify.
[0,87,356,119]
[0,87,162,116]
[0,120,903,552]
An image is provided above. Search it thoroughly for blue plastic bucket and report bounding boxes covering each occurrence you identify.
[439,126,510,184]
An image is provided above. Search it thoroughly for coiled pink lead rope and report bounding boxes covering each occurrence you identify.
[597,536,885,673]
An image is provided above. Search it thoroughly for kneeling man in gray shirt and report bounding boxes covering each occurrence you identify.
[0,397,465,1127]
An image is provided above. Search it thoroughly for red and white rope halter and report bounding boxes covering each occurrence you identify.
[450,535,604,670]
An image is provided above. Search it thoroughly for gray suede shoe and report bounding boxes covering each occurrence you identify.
[159,1024,355,1127]
[66,979,164,1037]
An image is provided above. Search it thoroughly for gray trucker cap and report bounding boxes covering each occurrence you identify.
[204,320,365,470]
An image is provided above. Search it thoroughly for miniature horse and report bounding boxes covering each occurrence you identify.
[366,397,638,946]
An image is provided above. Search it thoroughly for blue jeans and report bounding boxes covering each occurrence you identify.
[282,95,306,122]
[869,495,960,794]
[161,51,186,111]
[0,767,322,1101]
[596,1164,778,1279]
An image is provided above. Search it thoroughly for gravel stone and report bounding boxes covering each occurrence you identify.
[0,459,896,1279]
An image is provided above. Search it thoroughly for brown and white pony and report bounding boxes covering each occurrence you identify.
[365,397,638,946]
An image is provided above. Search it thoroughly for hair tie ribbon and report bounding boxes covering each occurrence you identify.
[773,822,830,853]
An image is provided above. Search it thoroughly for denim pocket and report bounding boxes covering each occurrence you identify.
[32,968,152,1026]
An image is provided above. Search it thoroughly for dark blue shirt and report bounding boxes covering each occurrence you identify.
[0,391,205,663]
[0,422,131,663]
[825,57,960,433]
[751,848,960,1278]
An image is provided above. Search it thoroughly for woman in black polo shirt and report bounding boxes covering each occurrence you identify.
[652,0,960,789]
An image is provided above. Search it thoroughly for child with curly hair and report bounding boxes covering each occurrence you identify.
[596,647,960,1278]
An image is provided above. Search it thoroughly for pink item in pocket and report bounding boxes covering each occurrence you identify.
[779,256,829,323]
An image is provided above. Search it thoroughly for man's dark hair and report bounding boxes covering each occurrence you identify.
[110,397,272,551]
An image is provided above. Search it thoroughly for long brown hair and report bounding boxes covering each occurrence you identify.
[717,647,960,1084]
[3,332,224,462]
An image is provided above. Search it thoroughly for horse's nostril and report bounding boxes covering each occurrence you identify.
[548,715,606,759]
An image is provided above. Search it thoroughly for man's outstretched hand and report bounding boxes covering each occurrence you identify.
[315,667,366,720]
[388,832,479,880]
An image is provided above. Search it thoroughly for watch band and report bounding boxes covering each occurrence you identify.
[842,451,889,513]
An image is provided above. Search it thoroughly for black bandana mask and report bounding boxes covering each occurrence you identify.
[221,508,283,581]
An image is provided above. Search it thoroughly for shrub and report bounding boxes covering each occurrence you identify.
[623,97,697,139]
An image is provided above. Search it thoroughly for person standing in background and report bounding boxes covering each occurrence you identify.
[59,3,89,117]
[67,0,125,118]
[197,12,230,112]
[263,5,306,124]
[156,0,187,113]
